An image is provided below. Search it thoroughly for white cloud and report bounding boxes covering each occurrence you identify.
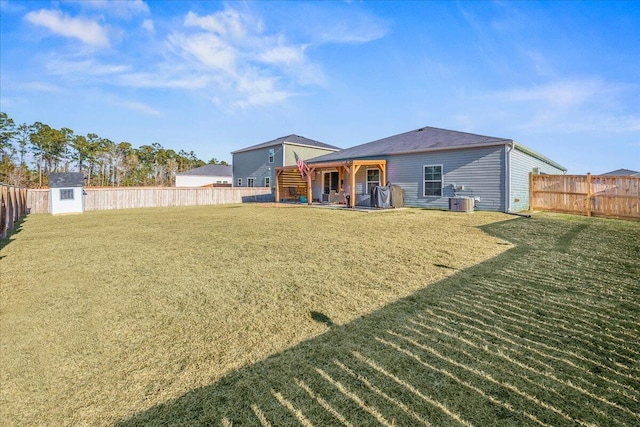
[495,80,612,108]
[75,0,150,18]
[488,79,640,133]
[120,100,162,116]
[183,9,253,40]
[168,32,237,71]
[25,9,109,47]
[142,19,154,34]
[258,45,306,65]
[166,9,310,108]
[46,59,130,76]
[22,81,64,93]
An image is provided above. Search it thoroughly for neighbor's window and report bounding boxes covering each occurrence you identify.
[264,176,270,187]
[268,148,275,163]
[247,178,255,187]
[237,178,242,186]
[367,169,380,193]
[423,165,443,196]
[60,189,74,200]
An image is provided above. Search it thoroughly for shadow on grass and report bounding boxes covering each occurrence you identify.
[0,215,27,255]
[117,216,640,426]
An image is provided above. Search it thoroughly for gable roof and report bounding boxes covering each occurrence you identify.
[231,134,340,154]
[308,126,513,163]
[177,164,232,177]
[48,172,85,188]
[600,168,640,176]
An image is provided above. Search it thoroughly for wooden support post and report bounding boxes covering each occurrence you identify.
[586,172,592,217]
[350,167,356,208]
[275,169,282,202]
[380,163,386,186]
[306,170,312,204]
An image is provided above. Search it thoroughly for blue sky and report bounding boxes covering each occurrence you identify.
[1,0,638,173]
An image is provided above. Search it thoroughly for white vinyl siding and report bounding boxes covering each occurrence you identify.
[423,165,443,196]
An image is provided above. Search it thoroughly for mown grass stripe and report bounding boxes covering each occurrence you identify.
[404,321,638,423]
[401,324,570,402]
[250,404,273,427]
[372,339,553,427]
[451,294,640,365]
[434,303,640,385]
[416,312,640,408]
[294,378,353,427]
[476,278,640,334]
[385,330,581,425]
[420,309,639,398]
[441,296,640,381]
[315,368,393,427]
[463,287,640,356]
[333,360,433,426]
[351,351,475,427]
[271,389,314,427]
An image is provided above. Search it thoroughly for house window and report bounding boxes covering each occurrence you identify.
[423,165,443,196]
[264,176,270,187]
[237,178,242,186]
[367,169,380,193]
[247,177,255,187]
[60,189,74,200]
[268,148,275,163]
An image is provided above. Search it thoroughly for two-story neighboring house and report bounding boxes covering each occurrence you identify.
[231,134,340,189]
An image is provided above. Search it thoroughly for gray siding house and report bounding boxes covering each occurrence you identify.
[231,135,340,190]
[305,126,566,212]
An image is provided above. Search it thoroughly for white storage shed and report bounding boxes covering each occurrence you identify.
[48,172,85,215]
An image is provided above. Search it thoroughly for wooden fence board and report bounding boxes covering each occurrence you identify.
[1,183,28,238]
[26,187,274,214]
[530,173,640,220]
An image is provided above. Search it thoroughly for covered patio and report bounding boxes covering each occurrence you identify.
[275,159,386,205]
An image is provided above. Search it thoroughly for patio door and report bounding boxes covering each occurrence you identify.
[323,171,339,194]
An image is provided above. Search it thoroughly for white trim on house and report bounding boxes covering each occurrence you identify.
[247,177,255,187]
[237,178,242,187]
[264,176,271,187]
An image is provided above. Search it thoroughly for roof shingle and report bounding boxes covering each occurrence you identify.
[232,134,340,154]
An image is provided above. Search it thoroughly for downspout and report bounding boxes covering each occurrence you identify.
[505,142,515,213]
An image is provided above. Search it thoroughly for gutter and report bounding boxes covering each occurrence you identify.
[307,140,513,165]
[505,142,515,213]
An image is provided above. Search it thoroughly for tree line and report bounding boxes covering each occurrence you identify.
[0,112,227,188]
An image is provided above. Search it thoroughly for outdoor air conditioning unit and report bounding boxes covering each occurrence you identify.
[449,197,474,213]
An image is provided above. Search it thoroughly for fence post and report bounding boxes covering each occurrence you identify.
[529,172,534,211]
[586,173,592,217]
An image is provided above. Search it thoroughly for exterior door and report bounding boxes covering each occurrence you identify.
[323,171,339,194]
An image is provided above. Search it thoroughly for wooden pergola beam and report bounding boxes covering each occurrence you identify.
[275,159,387,205]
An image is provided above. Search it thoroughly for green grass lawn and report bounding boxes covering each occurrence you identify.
[1,205,639,426]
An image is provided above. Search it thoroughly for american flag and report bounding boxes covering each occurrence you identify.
[294,151,306,178]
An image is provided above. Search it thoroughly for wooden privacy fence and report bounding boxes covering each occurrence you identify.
[27,187,274,214]
[530,173,640,220]
[1,183,28,238]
